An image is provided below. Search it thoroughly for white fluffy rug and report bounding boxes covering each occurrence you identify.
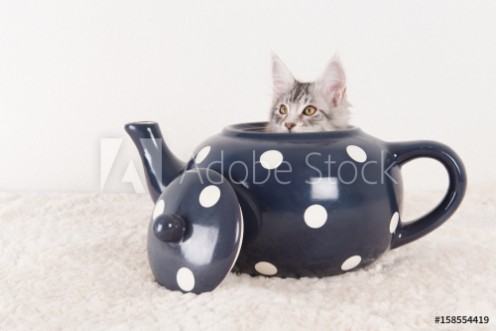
[1,185,495,331]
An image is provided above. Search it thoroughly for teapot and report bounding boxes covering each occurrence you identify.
[125,121,466,294]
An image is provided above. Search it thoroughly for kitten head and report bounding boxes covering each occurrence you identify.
[268,54,351,133]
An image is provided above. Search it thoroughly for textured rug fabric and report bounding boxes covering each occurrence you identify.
[1,185,495,330]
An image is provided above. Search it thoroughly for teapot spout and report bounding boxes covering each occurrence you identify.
[125,121,185,202]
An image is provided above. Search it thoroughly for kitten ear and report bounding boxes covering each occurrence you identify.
[316,56,347,107]
[272,54,295,99]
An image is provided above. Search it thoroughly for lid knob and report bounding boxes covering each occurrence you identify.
[153,214,186,243]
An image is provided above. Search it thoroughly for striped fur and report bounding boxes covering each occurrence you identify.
[268,55,351,133]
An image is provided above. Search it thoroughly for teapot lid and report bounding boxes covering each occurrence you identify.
[147,168,243,294]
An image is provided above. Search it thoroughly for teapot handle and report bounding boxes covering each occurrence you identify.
[387,141,467,249]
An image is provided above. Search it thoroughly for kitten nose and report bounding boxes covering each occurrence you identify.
[285,122,296,130]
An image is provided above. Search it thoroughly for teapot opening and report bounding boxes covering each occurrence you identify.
[222,122,361,139]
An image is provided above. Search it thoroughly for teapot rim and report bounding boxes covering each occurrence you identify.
[222,122,362,139]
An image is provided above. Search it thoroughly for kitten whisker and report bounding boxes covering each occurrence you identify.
[267,54,350,133]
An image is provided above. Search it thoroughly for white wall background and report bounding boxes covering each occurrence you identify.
[1,0,495,193]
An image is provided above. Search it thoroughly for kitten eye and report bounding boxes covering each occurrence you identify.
[279,105,288,115]
[303,106,317,116]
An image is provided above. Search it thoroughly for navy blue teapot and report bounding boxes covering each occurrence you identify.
[125,121,466,293]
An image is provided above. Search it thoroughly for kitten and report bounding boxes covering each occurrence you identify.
[267,54,351,133]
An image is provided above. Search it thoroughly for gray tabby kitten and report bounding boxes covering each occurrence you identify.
[268,54,351,132]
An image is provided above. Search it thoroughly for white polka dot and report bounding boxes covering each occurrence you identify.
[255,261,278,276]
[346,145,367,163]
[195,146,211,164]
[153,199,165,219]
[199,185,221,208]
[176,267,195,292]
[341,255,362,271]
[304,204,328,228]
[390,212,400,233]
[260,150,284,170]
